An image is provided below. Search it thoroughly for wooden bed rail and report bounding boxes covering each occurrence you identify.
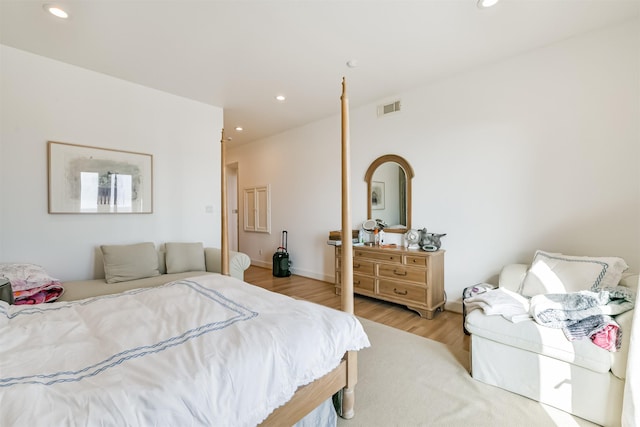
[260,359,349,426]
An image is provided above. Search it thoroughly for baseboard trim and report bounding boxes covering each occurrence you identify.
[250,260,334,283]
[252,259,271,270]
[291,268,332,283]
[445,300,463,314]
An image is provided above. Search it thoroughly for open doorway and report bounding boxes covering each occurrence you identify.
[225,162,239,252]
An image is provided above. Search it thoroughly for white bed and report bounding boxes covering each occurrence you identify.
[0,274,369,426]
[1,79,363,426]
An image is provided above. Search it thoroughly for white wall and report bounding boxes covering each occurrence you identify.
[0,45,223,281]
[228,19,640,311]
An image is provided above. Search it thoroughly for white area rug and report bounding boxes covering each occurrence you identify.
[339,318,598,427]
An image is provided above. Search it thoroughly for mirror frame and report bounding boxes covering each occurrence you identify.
[364,154,414,234]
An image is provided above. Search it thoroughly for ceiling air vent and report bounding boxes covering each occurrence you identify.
[377,100,401,117]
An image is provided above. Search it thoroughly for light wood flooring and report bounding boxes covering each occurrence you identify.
[244,265,470,352]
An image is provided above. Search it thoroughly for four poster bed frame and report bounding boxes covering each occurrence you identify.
[0,80,362,427]
[219,78,358,425]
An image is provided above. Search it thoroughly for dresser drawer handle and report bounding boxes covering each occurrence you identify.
[393,270,407,276]
[354,280,360,285]
[354,263,360,268]
[393,288,408,295]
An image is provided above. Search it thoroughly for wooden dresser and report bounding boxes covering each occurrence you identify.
[334,245,445,319]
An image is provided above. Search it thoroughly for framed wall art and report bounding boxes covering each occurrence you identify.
[371,181,385,210]
[47,141,153,214]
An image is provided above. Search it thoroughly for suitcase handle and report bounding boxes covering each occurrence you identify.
[281,230,288,252]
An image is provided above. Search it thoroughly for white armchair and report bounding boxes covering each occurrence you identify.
[465,256,637,427]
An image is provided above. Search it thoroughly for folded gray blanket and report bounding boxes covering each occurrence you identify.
[530,287,635,351]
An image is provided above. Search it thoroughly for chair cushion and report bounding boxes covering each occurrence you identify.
[465,310,614,374]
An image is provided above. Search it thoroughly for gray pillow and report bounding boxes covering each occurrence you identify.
[101,242,160,284]
[165,242,206,274]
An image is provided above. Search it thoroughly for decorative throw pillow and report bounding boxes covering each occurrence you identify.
[519,250,629,297]
[101,242,160,284]
[165,242,206,274]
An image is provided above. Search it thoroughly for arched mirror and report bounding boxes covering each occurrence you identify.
[364,154,414,233]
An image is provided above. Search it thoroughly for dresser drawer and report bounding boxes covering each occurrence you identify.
[405,255,426,267]
[378,264,426,284]
[353,260,374,275]
[378,280,426,303]
[336,274,374,292]
[353,275,375,292]
[354,249,401,264]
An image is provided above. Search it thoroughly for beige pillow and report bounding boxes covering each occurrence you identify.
[519,250,629,297]
[101,242,160,284]
[165,242,206,274]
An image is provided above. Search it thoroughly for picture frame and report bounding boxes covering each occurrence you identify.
[47,141,153,214]
[371,181,385,210]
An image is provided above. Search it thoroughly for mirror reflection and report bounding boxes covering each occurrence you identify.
[365,155,413,233]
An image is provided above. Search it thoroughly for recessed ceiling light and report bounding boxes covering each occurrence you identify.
[235,127,243,132]
[275,95,286,102]
[477,0,499,8]
[43,4,69,18]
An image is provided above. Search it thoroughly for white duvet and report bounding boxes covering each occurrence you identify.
[0,274,370,427]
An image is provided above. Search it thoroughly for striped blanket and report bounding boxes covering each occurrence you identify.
[530,287,635,351]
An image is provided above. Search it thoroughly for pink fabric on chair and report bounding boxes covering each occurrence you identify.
[591,323,621,352]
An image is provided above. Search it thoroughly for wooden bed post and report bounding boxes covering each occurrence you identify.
[220,129,230,276]
[252,81,361,427]
[340,79,354,315]
[340,77,357,419]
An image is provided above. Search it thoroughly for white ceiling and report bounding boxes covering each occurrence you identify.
[1,1,638,145]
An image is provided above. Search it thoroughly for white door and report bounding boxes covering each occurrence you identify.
[226,162,239,252]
